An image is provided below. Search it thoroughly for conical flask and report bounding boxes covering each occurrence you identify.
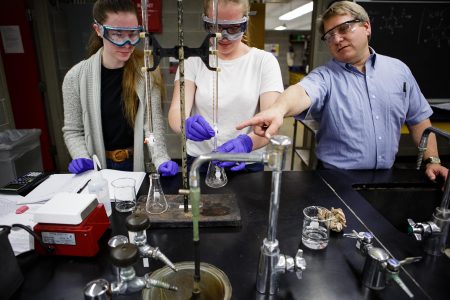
[145,173,168,214]
[205,162,227,188]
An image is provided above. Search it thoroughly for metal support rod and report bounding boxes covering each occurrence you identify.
[177,0,189,211]
[141,0,153,133]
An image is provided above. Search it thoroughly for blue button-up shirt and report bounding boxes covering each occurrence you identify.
[299,49,432,169]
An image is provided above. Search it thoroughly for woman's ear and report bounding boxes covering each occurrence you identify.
[93,23,102,37]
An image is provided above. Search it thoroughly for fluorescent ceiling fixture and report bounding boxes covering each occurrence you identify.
[279,1,313,21]
[274,24,287,31]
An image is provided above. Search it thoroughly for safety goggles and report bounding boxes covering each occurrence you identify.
[321,19,361,44]
[203,15,248,41]
[95,20,142,47]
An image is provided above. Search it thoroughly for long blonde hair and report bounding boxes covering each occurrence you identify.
[203,0,251,45]
[87,0,164,127]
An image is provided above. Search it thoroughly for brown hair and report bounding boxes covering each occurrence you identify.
[203,0,251,45]
[87,0,164,127]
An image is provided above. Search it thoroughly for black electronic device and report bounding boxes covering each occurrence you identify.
[0,171,49,195]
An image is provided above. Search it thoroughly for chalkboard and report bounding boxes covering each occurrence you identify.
[356,1,450,100]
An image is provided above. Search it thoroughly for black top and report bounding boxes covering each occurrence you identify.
[357,0,450,99]
[100,65,134,151]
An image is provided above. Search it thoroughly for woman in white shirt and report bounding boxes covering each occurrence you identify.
[168,0,284,172]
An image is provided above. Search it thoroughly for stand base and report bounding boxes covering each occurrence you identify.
[142,261,232,300]
[136,194,241,228]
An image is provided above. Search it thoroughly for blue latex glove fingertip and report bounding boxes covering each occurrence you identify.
[230,162,246,172]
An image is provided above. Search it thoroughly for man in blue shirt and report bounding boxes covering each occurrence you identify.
[237,1,447,180]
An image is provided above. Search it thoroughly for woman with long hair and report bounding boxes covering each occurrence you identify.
[63,0,178,176]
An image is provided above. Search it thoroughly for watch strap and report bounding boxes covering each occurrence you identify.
[423,156,441,165]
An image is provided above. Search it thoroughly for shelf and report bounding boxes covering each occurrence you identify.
[295,149,310,166]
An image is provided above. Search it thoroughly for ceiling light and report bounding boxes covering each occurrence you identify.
[274,24,287,31]
[279,1,313,21]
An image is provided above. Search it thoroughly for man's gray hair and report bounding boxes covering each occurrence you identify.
[317,1,370,35]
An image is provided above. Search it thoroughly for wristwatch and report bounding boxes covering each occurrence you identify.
[423,156,441,165]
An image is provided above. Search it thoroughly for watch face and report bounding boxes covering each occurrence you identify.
[426,157,441,164]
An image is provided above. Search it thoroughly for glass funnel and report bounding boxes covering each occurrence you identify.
[145,173,168,214]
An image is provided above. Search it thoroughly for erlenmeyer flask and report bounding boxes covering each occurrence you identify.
[145,173,168,214]
[205,162,227,188]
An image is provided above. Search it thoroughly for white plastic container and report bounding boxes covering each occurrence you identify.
[88,160,111,216]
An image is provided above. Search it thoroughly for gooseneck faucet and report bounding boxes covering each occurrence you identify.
[255,136,306,295]
[188,136,305,296]
[410,127,450,255]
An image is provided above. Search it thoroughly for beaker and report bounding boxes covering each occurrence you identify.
[205,162,227,188]
[145,173,168,214]
[112,178,136,213]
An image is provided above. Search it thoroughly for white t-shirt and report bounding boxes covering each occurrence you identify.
[175,47,284,157]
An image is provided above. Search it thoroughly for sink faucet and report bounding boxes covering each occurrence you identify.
[84,243,177,299]
[362,247,421,298]
[409,127,450,255]
[189,136,306,296]
[125,213,178,272]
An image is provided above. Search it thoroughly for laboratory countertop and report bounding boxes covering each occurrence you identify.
[14,169,450,300]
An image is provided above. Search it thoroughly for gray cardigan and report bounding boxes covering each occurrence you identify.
[62,48,170,171]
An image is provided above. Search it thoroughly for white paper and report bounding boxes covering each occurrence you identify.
[17,170,145,204]
[0,26,24,54]
[17,173,82,204]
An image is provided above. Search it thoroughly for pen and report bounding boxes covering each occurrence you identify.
[77,179,91,194]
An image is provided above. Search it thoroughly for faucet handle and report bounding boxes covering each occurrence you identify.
[398,256,422,266]
[110,243,139,268]
[407,218,441,241]
[343,230,374,254]
[294,249,306,279]
[84,278,111,300]
[126,213,150,232]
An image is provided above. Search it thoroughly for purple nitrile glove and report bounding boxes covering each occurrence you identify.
[216,134,253,171]
[185,114,215,141]
[158,160,179,176]
[68,158,94,174]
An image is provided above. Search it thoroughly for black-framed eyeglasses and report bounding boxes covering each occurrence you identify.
[321,19,361,43]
